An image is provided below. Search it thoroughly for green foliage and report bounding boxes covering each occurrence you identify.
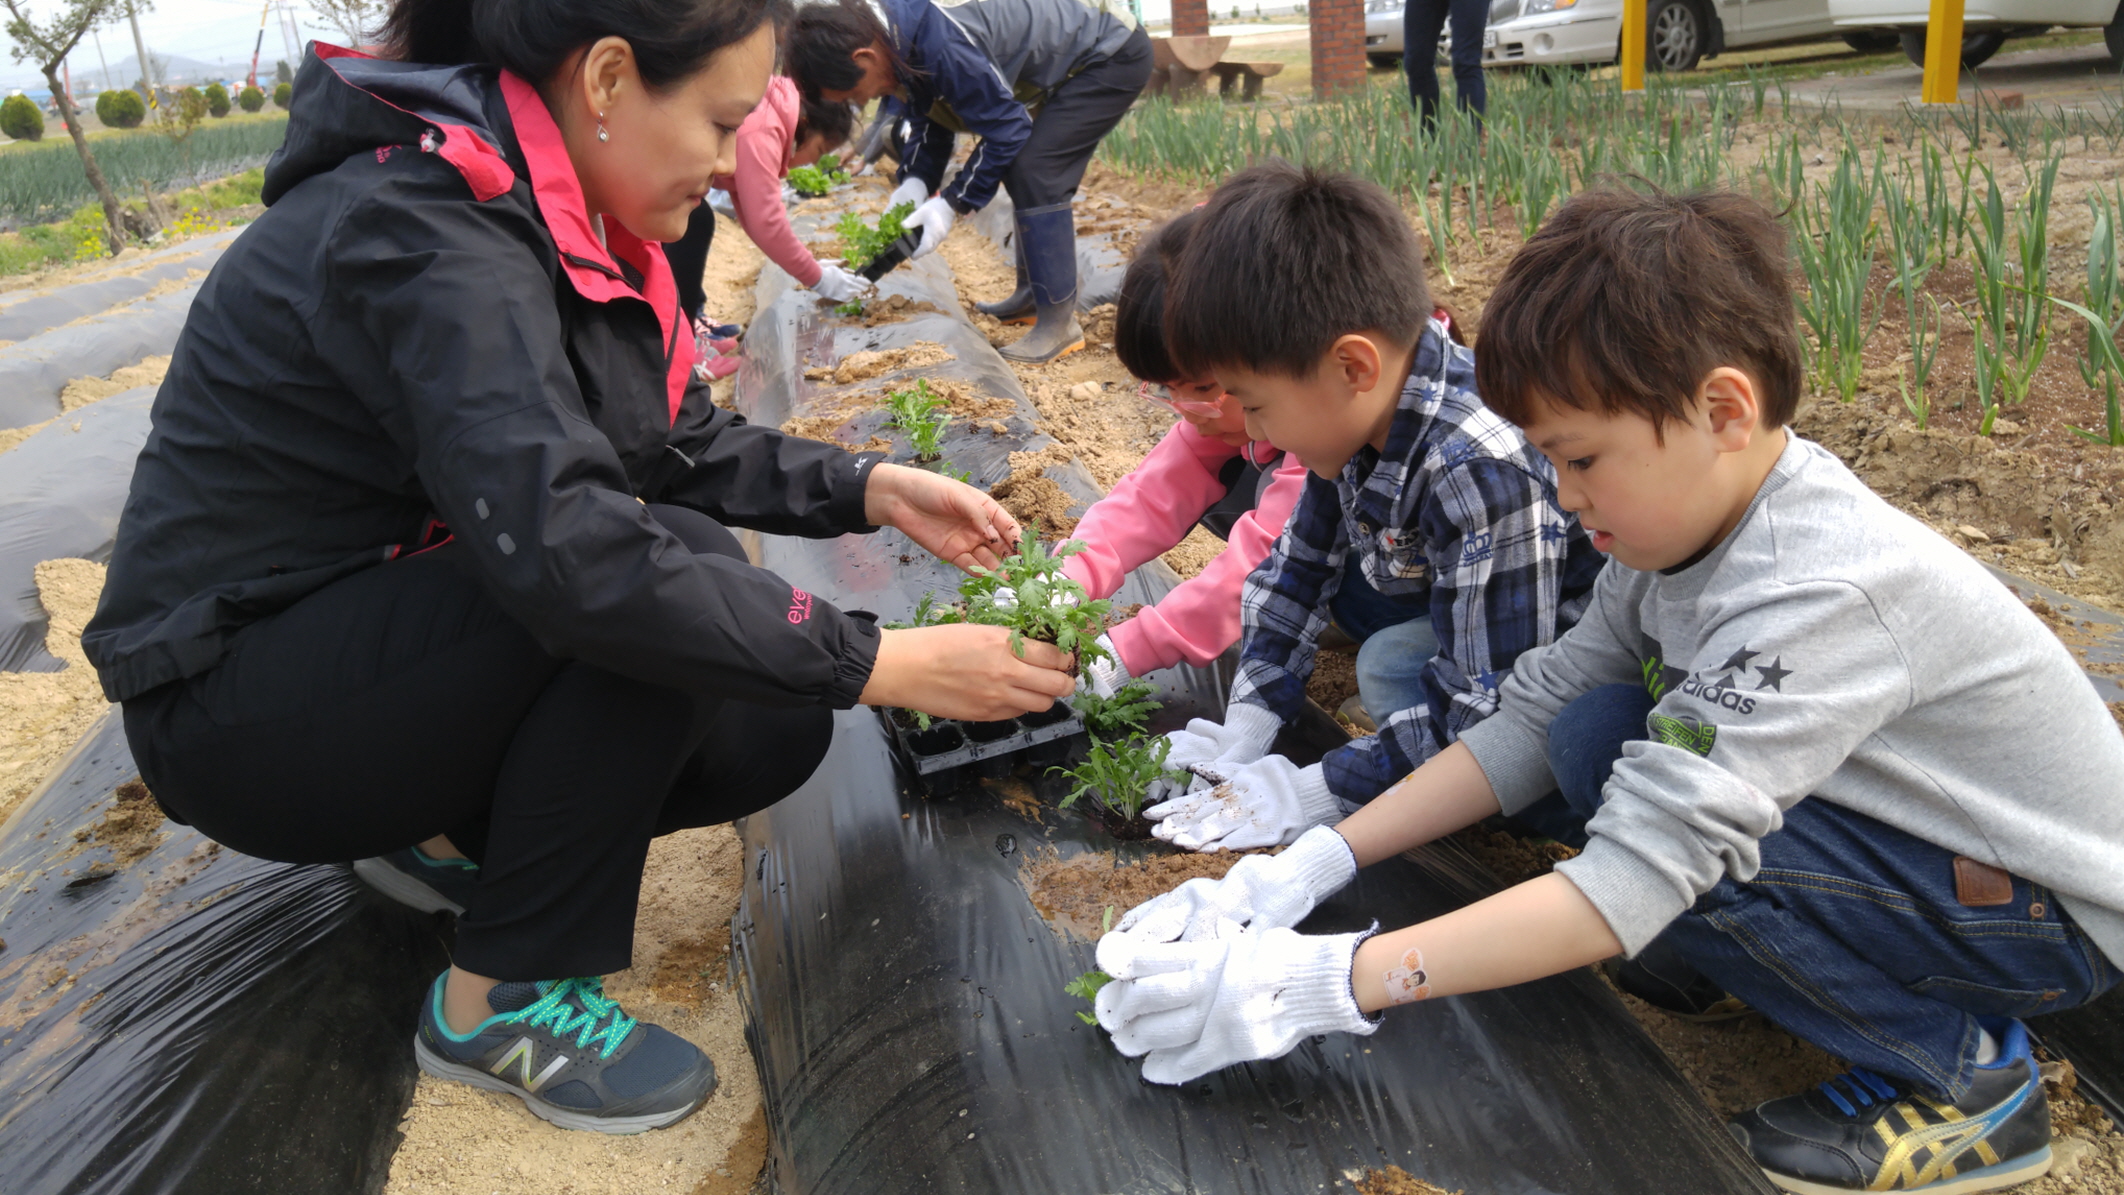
[237,85,266,113]
[1790,146,1881,404]
[2073,188,2124,445]
[834,199,914,269]
[0,121,283,224]
[1071,677,1162,738]
[1051,732,1182,822]
[0,94,43,142]
[884,377,949,460]
[204,82,231,118]
[1065,969,1112,1025]
[95,87,144,129]
[786,162,850,197]
[272,82,293,111]
[174,86,209,126]
[275,59,293,86]
[0,167,264,278]
[832,297,864,317]
[960,529,1113,663]
[1880,163,1941,428]
[930,461,972,483]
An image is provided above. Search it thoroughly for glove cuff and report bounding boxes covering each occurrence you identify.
[1282,823,1358,904]
[1094,634,1130,684]
[1276,925,1383,1037]
[1221,702,1283,757]
[1293,763,1344,832]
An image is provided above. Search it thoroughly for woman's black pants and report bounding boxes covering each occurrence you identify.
[1402,0,1489,126]
[668,203,716,324]
[121,505,833,981]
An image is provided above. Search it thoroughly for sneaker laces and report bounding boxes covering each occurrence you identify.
[1816,1067,1902,1117]
[504,977,637,1059]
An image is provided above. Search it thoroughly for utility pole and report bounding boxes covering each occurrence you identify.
[278,0,302,64]
[124,0,153,106]
[91,26,113,91]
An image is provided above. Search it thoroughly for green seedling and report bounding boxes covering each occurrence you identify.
[833,298,865,317]
[1065,969,1112,1025]
[1881,172,1941,428]
[961,528,1113,665]
[931,461,973,483]
[2076,190,2124,439]
[834,200,915,270]
[1790,146,1881,404]
[884,378,950,461]
[2051,292,2124,447]
[1051,732,1183,824]
[786,162,850,197]
[1072,677,1162,738]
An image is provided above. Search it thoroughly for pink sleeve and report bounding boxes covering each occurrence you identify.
[1061,421,1233,600]
[1106,453,1310,676]
[721,92,822,288]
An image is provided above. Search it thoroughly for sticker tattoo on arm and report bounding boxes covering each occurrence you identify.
[1384,946,1431,1005]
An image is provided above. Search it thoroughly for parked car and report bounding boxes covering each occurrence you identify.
[1364,0,1469,67]
[1827,0,2123,66]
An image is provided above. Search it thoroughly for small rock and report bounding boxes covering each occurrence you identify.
[1956,525,1990,544]
[1068,381,1103,402]
[1990,418,2022,436]
[2053,1135,2095,1177]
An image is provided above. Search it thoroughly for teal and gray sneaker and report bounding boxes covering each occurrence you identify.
[353,846,480,915]
[414,974,717,1133]
[1729,1019,2052,1194]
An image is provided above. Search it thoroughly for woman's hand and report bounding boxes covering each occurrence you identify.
[864,462,1020,573]
[858,624,1073,721]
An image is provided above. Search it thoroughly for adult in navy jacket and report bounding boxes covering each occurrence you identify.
[82,0,1075,1135]
[787,0,1152,364]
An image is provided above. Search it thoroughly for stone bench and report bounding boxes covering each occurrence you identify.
[1146,35,1284,101]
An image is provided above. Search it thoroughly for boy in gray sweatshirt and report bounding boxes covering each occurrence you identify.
[1089,188,2124,1195]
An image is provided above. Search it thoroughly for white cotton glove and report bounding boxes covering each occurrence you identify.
[812,262,869,303]
[888,175,929,210]
[1143,703,1282,806]
[1148,755,1341,851]
[906,196,956,259]
[1095,920,1378,1085]
[1115,825,1355,945]
[1077,633,1130,698]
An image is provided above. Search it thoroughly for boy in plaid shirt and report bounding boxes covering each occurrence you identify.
[1144,161,1603,851]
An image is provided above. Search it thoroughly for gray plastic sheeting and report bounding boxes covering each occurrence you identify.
[726,203,1775,1195]
[0,284,200,431]
[0,386,156,672]
[0,228,236,346]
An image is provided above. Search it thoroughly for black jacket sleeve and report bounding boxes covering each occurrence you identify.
[325,179,877,708]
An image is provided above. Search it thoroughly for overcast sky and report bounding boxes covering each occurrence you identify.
[98,0,348,67]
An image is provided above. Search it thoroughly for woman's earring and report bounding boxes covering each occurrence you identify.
[596,112,609,143]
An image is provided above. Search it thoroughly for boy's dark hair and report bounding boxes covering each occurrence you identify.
[1476,187,1802,433]
[794,97,855,148]
[1113,207,1203,383]
[1164,159,1431,379]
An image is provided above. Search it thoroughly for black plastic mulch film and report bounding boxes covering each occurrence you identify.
[726,212,1776,1194]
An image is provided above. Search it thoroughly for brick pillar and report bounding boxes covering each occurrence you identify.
[1171,0,1210,38]
[1310,0,1367,99]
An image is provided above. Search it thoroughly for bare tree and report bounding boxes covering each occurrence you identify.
[309,0,380,47]
[3,0,129,253]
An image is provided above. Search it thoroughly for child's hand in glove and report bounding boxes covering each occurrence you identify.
[1147,755,1342,851]
[1144,704,1281,805]
[1114,825,1355,944]
[1095,920,1378,1084]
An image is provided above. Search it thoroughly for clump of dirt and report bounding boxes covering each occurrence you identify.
[991,459,1079,538]
[1306,647,1360,717]
[806,340,955,386]
[58,354,169,412]
[1081,303,1117,349]
[1020,845,1266,940]
[1160,525,1222,580]
[1357,1168,1460,1195]
[0,559,112,827]
[849,294,942,327]
[72,778,166,867]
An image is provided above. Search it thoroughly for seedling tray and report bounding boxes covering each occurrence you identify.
[857,232,923,282]
[880,702,1084,793]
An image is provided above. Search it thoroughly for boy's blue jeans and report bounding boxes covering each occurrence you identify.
[1330,567,1436,726]
[1545,683,2120,1100]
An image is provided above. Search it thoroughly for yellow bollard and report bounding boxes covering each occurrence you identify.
[1621,0,1646,92]
[1920,0,1965,104]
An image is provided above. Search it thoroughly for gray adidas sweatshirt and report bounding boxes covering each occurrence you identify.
[1459,436,2124,963]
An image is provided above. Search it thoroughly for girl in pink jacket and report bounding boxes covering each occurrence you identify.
[1065,209,1312,695]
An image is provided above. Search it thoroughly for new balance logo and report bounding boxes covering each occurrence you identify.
[492,1037,570,1092]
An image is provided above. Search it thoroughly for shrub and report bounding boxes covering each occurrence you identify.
[237,85,265,113]
[176,86,209,125]
[271,82,292,110]
[96,88,145,129]
[0,94,44,142]
[204,82,231,118]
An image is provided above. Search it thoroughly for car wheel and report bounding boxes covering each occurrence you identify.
[1841,30,1900,53]
[1368,52,1404,68]
[1897,27,2009,68]
[1647,0,1707,70]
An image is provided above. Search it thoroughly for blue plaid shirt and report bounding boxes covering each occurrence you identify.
[1231,318,1605,802]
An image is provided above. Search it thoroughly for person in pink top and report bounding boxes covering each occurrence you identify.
[1066,209,1312,697]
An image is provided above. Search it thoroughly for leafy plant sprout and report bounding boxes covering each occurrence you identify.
[787,162,851,197]
[832,298,865,317]
[884,378,950,461]
[960,528,1114,666]
[834,200,916,270]
[1051,732,1183,824]
[1065,969,1111,1025]
[1071,677,1162,738]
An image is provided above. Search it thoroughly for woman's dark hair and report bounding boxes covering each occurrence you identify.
[794,97,856,149]
[381,0,791,90]
[784,0,907,97]
[1113,207,1203,383]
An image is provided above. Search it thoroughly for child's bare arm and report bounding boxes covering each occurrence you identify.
[1350,872,1621,1011]
[1332,740,1501,866]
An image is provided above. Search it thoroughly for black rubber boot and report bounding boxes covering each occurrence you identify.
[998,201,1084,366]
[975,234,1034,325]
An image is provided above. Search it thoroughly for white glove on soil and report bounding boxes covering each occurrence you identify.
[888,176,929,210]
[812,263,869,303]
[1143,704,1282,806]
[1148,755,1341,851]
[1078,633,1130,698]
[1115,825,1356,944]
[1095,920,1378,1085]
[907,196,957,259]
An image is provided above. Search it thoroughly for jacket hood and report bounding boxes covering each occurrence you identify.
[265,46,516,206]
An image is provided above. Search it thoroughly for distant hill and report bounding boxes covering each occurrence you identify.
[1,50,290,95]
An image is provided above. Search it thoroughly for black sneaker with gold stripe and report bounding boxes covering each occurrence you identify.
[1728,1020,2052,1194]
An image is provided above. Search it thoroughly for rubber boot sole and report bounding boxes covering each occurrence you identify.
[1761,1145,2051,1195]
[1000,334,1085,365]
[414,1036,711,1135]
